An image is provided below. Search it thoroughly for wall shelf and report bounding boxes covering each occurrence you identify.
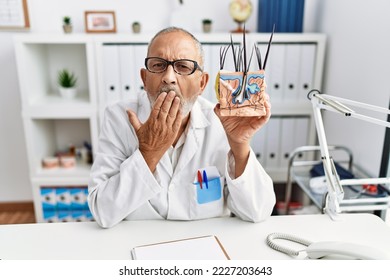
[35,161,92,178]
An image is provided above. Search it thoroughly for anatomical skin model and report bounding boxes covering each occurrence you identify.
[216,70,266,116]
[215,26,274,117]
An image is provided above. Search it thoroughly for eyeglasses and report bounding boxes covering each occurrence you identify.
[145,57,203,75]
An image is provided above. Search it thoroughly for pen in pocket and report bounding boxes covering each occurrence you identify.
[203,170,209,189]
[197,170,203,189]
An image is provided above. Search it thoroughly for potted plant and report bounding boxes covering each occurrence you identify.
[202,19,212,33]
[63,16,73,34]
[132,21,141,34]
[57,69,77,99]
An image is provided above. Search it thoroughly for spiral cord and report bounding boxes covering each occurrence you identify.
[266,232,312,256]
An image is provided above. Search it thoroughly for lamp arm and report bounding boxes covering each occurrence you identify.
[311,96,343,220]
[310,91,390,128]
[317,94,390,115]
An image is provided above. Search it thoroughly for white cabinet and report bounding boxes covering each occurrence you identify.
[14,35,99,222]
[15,33,325,222]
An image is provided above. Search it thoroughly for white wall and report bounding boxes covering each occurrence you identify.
[0,32,31,201]
[318,0,390,176]
[0,0,388,202]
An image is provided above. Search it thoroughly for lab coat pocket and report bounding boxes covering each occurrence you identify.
[191,176,225,219]
[195,177,222,204]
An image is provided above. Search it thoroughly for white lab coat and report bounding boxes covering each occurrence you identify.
[88,94,276,228]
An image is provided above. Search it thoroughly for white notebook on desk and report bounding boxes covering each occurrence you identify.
[131,235,230,260]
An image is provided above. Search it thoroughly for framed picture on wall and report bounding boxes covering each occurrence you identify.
[84,11,116,33]
[0,0,30,30]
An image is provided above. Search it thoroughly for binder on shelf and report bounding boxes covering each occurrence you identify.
[279,0,289,32]
[264,44,285,102]
[283,44,300,102]
[258,0,268,33]
[293,117,309,160]
[279,117,296,168]
[286,0,296,32]
[201,45,212,102]
[118,45,135,102]
[294,0,305,32]
[102,45,122,107]
[203,44,224,103]
[251,126,267,165]
[279,117,310,168]
[133,45,148,98]
[257,0,305,33]
[298,44,316,101]
[131,235,230,260]
[269,0,278,32]
[264,117,281,168]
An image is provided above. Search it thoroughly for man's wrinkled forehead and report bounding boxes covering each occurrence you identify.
[147,31,204,64]
[149,32,193,53]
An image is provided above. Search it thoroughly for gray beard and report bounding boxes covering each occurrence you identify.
[148,86,197,117]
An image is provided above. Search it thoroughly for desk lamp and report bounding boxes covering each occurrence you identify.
[308,90,390,220]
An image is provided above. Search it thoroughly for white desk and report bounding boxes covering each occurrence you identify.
[1,213,389,260]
